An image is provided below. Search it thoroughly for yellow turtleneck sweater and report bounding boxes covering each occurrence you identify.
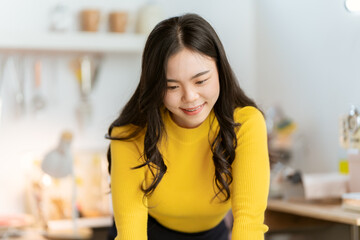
[110,106,270,240]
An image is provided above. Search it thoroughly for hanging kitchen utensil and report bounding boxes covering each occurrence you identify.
[77,56,92,127]
[31,59,46,113]
[80,56,92,99]
[0,55,7,127]
[13,55,25,117]
[70,55,101,128]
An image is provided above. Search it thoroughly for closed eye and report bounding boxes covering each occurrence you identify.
[196,79,208,85]
[167,86,179,90]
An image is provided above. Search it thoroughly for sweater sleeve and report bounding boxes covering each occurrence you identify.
[110,128,148,240]
[231,107,270,240]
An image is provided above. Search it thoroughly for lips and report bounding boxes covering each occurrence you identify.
[180,103,205,115]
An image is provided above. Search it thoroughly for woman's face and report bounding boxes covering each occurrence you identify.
[164,48,220,128]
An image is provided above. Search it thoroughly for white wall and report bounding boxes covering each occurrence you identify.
[0,1,256,213]
[255,0,360,172]
[157,0,257,98]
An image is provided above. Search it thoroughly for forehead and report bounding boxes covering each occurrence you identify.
[166,48,216,79]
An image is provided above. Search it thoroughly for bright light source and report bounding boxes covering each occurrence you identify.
[345,0,360,12]
[42,174,52,187]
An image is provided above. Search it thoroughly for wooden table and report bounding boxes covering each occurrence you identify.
[267,198,360,240]
[3,229,46,240]
[2,217,112,240]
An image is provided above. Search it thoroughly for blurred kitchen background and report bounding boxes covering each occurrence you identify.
[1,0,360,239]
[0,0,259,216]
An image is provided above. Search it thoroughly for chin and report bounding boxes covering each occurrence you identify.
[184,115,208,128]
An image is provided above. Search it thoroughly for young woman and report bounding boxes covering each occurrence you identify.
[107,13,269,240]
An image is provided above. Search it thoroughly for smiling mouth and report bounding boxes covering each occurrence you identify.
[180,103,206,114]
[182,104,203,112]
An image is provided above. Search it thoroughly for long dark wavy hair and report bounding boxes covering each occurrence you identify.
[107,13,259,202]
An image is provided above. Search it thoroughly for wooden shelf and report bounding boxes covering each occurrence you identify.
[0,32,147,54]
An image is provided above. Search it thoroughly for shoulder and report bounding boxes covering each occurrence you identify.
[110,125,145,161]
[233,106,267,138]
[111,124,134,137]
[233,106,268,148]
[234,106,265,125]
[111,124,145,143]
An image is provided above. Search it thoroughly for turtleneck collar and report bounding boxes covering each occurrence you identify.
[163,109,218,144]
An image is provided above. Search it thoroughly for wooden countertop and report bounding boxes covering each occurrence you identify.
[267,198,360,226]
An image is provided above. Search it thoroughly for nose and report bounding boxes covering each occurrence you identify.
[182,86,199,103]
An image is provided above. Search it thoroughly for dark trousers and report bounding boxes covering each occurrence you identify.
[108,215,229,240]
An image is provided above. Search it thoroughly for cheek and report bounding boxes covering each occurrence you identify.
[163,93,177,108]
[208,80,220,101]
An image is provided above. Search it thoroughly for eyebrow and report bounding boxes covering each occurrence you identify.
[166,70,210,82]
